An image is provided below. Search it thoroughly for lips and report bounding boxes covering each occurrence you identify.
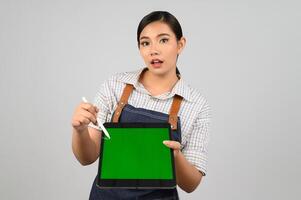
[150,59,164,64]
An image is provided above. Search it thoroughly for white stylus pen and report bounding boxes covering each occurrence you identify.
[82,97,111,139]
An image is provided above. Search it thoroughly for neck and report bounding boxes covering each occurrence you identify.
[139,68,179,96]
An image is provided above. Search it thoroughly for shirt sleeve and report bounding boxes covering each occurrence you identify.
[88,78,114,129]
[182,100,211,176]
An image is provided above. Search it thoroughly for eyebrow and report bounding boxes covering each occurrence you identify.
[140,33,171,40]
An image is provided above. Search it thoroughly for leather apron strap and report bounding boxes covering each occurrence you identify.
[111,84,134,123]
[112,83,183,131]
[168,95,183,130]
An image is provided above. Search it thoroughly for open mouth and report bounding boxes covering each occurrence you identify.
[150,59,164,67]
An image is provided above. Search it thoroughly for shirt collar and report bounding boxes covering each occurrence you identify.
[118,67,192,101]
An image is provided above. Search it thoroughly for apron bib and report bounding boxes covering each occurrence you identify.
[89,84,183,200]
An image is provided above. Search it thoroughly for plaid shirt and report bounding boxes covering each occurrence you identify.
[90,68,211,175]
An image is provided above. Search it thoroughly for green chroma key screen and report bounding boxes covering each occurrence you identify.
[100,127,173,180]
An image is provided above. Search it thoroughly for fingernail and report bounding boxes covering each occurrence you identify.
[163,141,168,145]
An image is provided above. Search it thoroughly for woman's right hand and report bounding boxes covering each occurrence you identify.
[71,102,99,132]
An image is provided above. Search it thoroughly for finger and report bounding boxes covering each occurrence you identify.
[72,113,85,127]
[80,104,98,121]
[81,103,98,115]
[74,112,93,126]
[163,140,182,150]
[77,115,90,125]
[89,105,99,114]
[71,120,81,127]
[80,110,97,124]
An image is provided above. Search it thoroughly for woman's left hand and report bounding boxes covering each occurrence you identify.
[163,140,182,157]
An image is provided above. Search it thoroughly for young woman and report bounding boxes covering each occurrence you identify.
[71,11,211,200]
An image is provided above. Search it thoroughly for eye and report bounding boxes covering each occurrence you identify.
[160,38,169,43]
[140,41,149,47]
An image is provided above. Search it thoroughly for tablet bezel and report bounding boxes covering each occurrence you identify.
[96,122,176,189]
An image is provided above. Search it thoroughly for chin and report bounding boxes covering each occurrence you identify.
[147,67,168,76]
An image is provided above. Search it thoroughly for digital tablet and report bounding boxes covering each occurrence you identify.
[96,123,176,189]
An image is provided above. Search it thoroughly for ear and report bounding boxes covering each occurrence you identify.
[177,36,186,55]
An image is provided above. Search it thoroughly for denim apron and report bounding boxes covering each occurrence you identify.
[89,83,183,200]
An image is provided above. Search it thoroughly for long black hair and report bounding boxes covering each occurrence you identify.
[137,11,183,75]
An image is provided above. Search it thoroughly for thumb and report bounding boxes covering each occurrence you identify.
[163,140,182,150]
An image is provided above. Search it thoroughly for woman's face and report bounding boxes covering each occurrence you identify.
[139,21,185,76]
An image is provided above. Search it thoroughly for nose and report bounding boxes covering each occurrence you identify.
[149,43,160,56]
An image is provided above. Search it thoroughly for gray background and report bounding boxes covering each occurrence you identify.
[0,0,300,199]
